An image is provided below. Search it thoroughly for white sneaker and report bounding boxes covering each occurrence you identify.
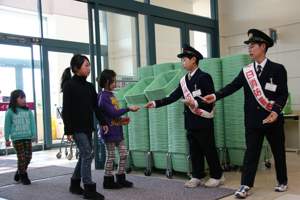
[235,185,251,198]
[275,182,288,192]
[204,175,225,187]
[185,178,205,188]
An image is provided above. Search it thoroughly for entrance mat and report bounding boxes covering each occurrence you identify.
[0,170,235,200]
[0,165,73,187]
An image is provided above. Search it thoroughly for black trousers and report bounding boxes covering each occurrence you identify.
[186,128,223,179]
[241,127,288,187]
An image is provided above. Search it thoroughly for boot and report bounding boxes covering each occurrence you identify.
[14,170,20,182]
[116,173,133,188]
[20,173,31,185]
[83,183,105,200]
[69,178,84,195]
[103,176,123,189]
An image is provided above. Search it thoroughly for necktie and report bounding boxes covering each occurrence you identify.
[188,75,191,81]
[257,65,262,77]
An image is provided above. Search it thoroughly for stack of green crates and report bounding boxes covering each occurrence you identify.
[124,76,155,168]
[174,61,185,72]
[114,83,136,165]
[153,62,174,76]
[221,54,270,166]
[167,95,192,173]
[144,69,185,170]
[199,58,226,165]
[138,65,154,80]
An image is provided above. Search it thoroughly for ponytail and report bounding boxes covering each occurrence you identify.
[60,67,72,92]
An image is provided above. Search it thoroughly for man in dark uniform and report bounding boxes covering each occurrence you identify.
[146,44,224,188]
[205,29,288,198]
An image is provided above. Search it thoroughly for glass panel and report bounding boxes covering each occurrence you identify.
[48,52,74,141]
[155,24,181,64]
[102,11,138,77]
[31,45,44,143]
[0,1,40,37]
[138,14,147,67]
[0,44,35,148]
[150,0,211,18]
[41,0,89,43]
[189,30,210,58]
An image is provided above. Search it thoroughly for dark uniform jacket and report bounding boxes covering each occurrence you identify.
[215,59,288,128]
[155,69,215,130]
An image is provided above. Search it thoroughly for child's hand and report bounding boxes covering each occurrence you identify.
[129,106,139,112]
[31,138,36,143]
[122,117,130,125]
[103,125,109,134]
[5,140,11,147]
[145,102,154,108]
[183,99,195,107]
[67,135,73,142]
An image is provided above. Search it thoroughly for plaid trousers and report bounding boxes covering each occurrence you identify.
[13,139,32,174]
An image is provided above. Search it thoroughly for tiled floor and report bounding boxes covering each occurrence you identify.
[1,148,300,200]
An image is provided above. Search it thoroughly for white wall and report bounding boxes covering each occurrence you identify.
[218,0,300,111]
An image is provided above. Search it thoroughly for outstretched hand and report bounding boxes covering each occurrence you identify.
[203,94,215,104]
[103,125,109,134]
[145,102,154,108]
[129,106,139,112]
[183,99,195,107]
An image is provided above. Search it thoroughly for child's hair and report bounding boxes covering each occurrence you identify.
[184,54,200,65]
[60,54,90,92]
[9,89,29,114]
[98,69,116,88]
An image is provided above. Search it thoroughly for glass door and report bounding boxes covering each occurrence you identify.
[44,47,91,145]
[151,17,215,64]
[0,43,39,149]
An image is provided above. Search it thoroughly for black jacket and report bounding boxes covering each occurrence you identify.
[62,75,107,135]
[215,59,288,128]
[155,68,215,130]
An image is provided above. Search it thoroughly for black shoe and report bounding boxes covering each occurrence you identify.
[14,170,20,182]
[116,173,133,188]
[69,178,84,195]
[20,173,31,185]
[83,183,105,200]
[103,176,123,189]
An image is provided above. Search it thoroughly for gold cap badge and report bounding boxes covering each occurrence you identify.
[181,47,184,52]
[249,33,253,39]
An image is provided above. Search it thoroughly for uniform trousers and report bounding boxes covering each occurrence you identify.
[242,127,288,187]
[187,128,223,179]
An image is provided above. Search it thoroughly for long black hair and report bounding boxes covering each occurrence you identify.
[98,69,116,88]
[9,90,29,114]
[60,54,89,92]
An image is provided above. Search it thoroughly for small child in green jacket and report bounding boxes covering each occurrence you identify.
[4,89,37,185]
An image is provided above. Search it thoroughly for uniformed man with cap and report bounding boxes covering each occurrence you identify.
[146,44,225,188]
[205,29,289,198]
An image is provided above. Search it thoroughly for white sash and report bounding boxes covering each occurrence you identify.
[180,76,215,118]
[243,63,288,113]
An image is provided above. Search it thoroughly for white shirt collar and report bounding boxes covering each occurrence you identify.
[255,58,267,70]
[189,68,199,77]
